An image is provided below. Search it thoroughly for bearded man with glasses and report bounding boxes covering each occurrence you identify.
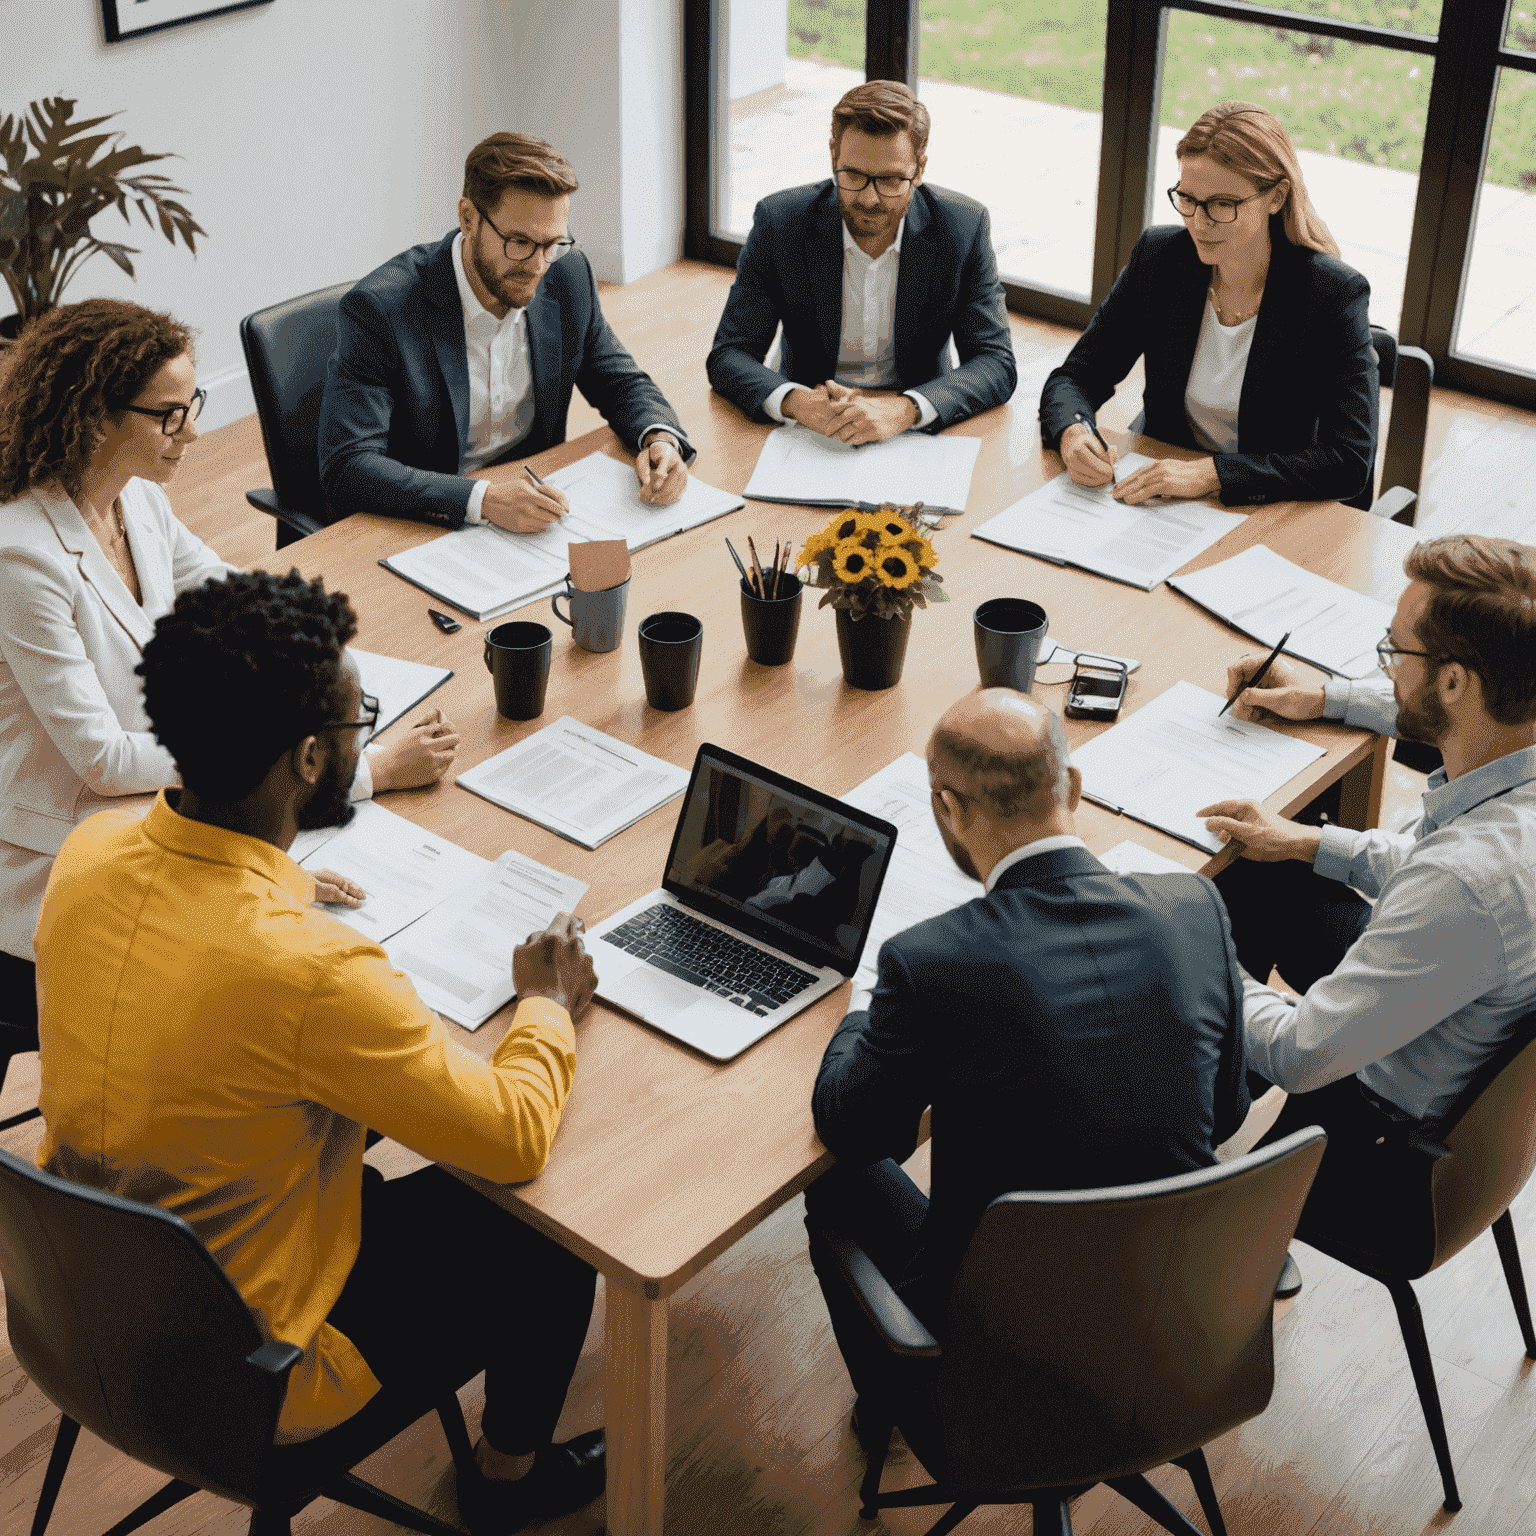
[320,132,694,534]
[707,80,1016,446]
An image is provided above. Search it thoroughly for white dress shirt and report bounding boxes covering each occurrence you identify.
[985,834,1089,892]
[1184,299,1254,454]
[763,217,936,430]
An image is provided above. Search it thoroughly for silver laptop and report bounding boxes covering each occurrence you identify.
[588,743,898,1061]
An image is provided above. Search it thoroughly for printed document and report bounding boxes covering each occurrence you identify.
[1071,679,1325,853]
[385,850,589,1030]
[350,648,453,739]
[971,456,1245,590]
[1169,544,1395,679]
[1100,840,1193,876]
[456,716,691,849]
[744,422,981,514]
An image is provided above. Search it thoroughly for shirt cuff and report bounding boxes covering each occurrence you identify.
[350,747,375,803]
[763,383,798,424]
[904,390,938,429]
[464,479,487,523]
[848,984,874,1016]
[640,424,683,450]
[1322,677,1352,720]
[1313,821,1362,884]
[508,993,577,1052]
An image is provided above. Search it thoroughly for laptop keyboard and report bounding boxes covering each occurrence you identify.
[601,904,821,1016]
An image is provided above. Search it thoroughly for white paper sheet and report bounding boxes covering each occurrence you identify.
[295,801,492,941]
[384,850,589,1029]
[543,450,744,549]
[1037,638,1141,673]
[1071,679,1326,854]
[1099,840,1194,876]
[1168,543,1396,679]
[743,423,981,514]
[970,455,1246,590]
[349,648,453,739]
[455,716,691,849]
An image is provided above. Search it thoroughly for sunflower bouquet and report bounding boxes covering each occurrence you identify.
[796,504,947,621]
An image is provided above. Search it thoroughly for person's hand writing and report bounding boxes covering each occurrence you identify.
[1059,422,1118,487]
[369,708,461,792]
[822,381,918,446]
[480,477,569,534]
[1199,798,1321,864]
[314,870,365,907]
[513,912,598,1020]
[636,436,688,506]
[1113,457,1221,505]
[780,383,843,437]
[1223,652,1327,724]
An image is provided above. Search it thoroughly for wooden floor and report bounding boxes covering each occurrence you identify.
[4,260,1536,1536]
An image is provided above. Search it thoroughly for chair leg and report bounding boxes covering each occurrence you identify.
[1386,1278,1462,1512]
[435,1389,477,1476]
[918,1500,980,1536]
[1172,1447,1227,1536]
[97,1480,200,1536]
[1491,1210,1536,1358]
[856,1405,895,1518]
[28,1415,80,1536]
[248,1511,290,1536]
[321,1471,469,1536]
[0,1105,42,1133]
[1030,1497,1072,1536]
[1106,1474,1208,1536]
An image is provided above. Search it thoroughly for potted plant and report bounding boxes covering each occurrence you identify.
[798,504,947,690]
[0,97,205,343]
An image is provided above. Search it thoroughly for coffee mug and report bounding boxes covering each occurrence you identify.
[974,598,1049,694]
[552,575,630,654]
[484,620,553,720]
[638,611,703,711]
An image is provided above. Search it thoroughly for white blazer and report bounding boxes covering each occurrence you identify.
[0,480,232,957]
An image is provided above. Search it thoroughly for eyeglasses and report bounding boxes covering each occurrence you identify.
[118,387,207,436]
[1376,631,1440,676]
[835,168,916,198]
[1166,186,1270,223]
[320,692,380,737]
[476,206,576,264]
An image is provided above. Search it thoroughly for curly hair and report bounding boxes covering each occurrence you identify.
[0,298,195,503]
[136,570,358,801]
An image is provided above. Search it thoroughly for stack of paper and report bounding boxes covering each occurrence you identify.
[743,423,981,515]
[351,648,453,739]
[971,455,1245,590]
[1168,544,1395,679]
[456,716,690,850]
[1071,679,1326,853]
[381,451,744,621]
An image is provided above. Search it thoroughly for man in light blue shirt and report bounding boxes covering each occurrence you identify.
[1200,534,1536,1292]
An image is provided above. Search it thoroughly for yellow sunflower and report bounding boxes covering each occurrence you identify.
[874,546,921,589]
[824,509,872,544]
[798,527,835,567]
[902,534,938,571]
[833,542,876,584]
[874,512,914,545]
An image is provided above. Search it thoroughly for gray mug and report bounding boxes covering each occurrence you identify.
[551,575,630,654]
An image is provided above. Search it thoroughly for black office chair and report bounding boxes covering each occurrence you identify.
[1299,1010,1536,1513]
[0,1015,40,1133]
[0,1147,483,1536]
[821,1126,1327,1536]
[1369,325,1435,526]
[239,282,354,549]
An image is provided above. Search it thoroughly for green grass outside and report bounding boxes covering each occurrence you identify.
[786,0,1534,190]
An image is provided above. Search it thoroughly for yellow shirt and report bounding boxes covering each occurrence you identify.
[34,790,577,1441]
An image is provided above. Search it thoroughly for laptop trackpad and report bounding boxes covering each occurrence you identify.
[610,966,700,1025]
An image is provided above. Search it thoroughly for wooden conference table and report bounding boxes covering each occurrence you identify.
[258,404,1419,1536]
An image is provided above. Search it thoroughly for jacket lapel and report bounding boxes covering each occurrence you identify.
[893,188,934,380]
[525,283,563,450]
[1163,239,1209,409]
[1238,236,1301,450]
[425,232,471,463]
[810,185,845,374]
[36,486,153,650]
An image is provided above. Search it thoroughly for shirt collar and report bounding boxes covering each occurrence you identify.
[1420,743,1536,837]
[841,215,906,264]
[451,230,524,333]
[143,789,315,905]
[984,834,1089,893]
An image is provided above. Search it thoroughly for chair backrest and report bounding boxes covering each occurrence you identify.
[1428,1010,1536,1266]
[934,1127,1326,1493]
[0,1148,286,1504]
[1370,324,1435,506]
[239,281,354,522]
[1371,325,1399,391]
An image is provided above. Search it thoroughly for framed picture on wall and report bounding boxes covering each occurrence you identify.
[100,0,272,44]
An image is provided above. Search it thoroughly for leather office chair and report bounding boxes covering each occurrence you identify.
[1369,325,1435,526]
[0,1147,483,1536]
[239,281,354,549]
[820,1126,1326,1536]
[0,1016,41,1133]
[1299,1010,1536,1513]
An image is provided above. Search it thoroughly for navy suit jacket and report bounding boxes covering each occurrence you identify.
[317,230,693,528]
[706,181,1017,430]
[812,845,1250,1297]
[1039,224,1378,509]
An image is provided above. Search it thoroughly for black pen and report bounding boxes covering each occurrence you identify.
[524,464,545,488]
[1074,412,1113,460]
[724,537,750,587]
[1219,629,1292,718]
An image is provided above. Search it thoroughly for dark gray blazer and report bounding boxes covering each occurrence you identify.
[317,230,692,528]
[706,180,1017,430]
[1039,223,1378,509]
[812,844,1250,1295]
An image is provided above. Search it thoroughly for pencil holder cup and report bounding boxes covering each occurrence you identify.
[739,574,803,667]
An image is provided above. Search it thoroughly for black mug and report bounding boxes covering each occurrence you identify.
[638,611,703,711]
[974,598,1049,693]
[739,573,803,667]
[484,620,553,720]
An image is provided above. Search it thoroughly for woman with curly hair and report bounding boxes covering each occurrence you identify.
[0,300,457,1022]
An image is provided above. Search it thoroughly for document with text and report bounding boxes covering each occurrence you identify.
[456,716,691,849]
[1071,679,1325,853]
[970,456,1245,590]
[744,422,981,515]
[384,850,589,1029]
[1168,543,1396,679]
[1100,839,1194,876]
[351,648,453,739]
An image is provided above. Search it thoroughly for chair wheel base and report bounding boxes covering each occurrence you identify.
[859,1506,878,1521]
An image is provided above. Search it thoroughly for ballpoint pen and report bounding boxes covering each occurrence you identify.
[1219,630,1292,717]
[524,464,545,488]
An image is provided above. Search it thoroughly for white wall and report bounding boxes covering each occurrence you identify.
[3,0,686,430]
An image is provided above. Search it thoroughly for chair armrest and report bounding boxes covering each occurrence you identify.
[824,1230,942,1357]
[244,488,324,541]
[1370,484,1418,525]
[246,1340,304,1378]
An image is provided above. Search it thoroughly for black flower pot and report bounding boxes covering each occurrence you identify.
[836,606,911,690]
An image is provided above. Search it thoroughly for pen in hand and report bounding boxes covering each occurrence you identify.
[524,464,545,488]
[1219,630,1292,718]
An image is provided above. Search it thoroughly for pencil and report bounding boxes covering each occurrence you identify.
[776,541,791,597]
[746,535,766,598]
[1219,630,1292,718]
[725,537,750,588]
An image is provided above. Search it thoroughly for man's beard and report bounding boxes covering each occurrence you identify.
[838,193,903,238]
[296,749,357,832]
[470,239,537,311]
[1396,671,1451,747]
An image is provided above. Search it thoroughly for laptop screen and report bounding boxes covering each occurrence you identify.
[662,745,897,975]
